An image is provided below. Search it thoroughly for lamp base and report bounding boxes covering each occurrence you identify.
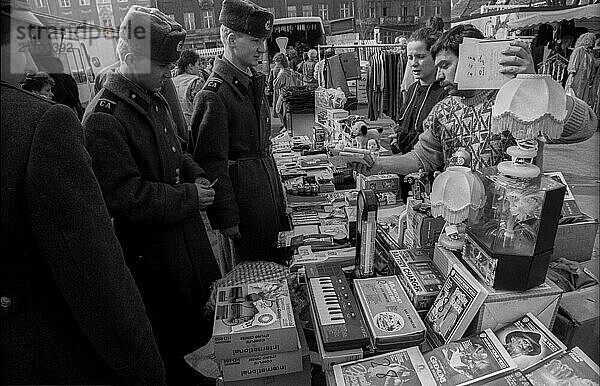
[497,160,540,179]
[438,232,465,251]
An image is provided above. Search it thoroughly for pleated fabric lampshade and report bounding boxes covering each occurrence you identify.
[430,166,486,225]
[491,74,567,140]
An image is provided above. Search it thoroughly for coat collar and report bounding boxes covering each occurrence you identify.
[212,56,264,99]
[102,71,169,114]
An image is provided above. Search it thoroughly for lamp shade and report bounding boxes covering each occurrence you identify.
[491,74,567,140]
[430,166,486,224]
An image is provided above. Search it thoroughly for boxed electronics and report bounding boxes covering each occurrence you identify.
[326,108,348,128]
[212,281,297,360]
[463,167,566,291]
[220,338,302,382]
[217,357,311,386]
[464,278,563,336]
[553,214,599,262]
[432,244,463,279]
[356,174,400,195]
[388,249,444,311]
[353,276,427,351]
[403,199,445,250]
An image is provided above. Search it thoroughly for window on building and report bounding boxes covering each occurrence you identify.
[418,6,425,17]
[59,0,70,7]
[101,18,114,28]
[79,0,89,5]
[302,4,312,17]
[340,2,351,18]
[202,9,214,29]
[117,0,127,3]
[368,1,375,18]
[34,0,45,7]
[96,0,109,4]
[183,12,195,30]
[318,4,328,20]
[435,5,441,15]
[287,5,296,17]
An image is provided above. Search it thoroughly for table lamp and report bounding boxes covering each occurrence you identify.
[491,74,567,179]
[430,151,486,250]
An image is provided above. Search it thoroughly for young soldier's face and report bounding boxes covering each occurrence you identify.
[435,49,459,87]
[233,33,267,68]
[131,55,174,92]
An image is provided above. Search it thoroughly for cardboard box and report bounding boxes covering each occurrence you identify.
[432,244,463,279]
[465,278,563,336]
[220,340,303,382]
[552,284,599,365]
[388,249,444,311]
[356,174,400,194]
[218,356,311,386]
[553,214,599,262]
[213,281,297,360]
[403,200,445,250]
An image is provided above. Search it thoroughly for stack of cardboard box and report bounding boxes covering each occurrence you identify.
[212,281,304,384]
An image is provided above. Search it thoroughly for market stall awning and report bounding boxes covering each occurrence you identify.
[507,4,600,30]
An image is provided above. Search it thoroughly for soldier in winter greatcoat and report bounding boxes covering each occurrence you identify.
[191,0,289,267]
[82,6,220,385]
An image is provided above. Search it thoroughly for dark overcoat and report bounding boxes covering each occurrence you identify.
[191,56,289,263]
[83,72,221,371]
[1,81,165,385]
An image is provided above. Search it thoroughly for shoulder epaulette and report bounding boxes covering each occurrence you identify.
[203,73,223,92]
[93,89,120,114]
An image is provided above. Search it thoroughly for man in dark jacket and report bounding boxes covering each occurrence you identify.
[1,1,165,384]
[82,6,220,385]
[191,0,289,267]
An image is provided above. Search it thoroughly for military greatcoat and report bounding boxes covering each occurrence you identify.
[191,56,289,264]
[83,72,221,372]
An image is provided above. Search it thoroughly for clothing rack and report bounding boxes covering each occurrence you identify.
[538,53,569,84]
[317,43,405,62]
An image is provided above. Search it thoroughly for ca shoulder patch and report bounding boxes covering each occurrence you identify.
[203,77,223,92]
[93,89,119,114]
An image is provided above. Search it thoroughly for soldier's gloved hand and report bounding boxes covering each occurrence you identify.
[194,182,215,210]
[221,225,241,239]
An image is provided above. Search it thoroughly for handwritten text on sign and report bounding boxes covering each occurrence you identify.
[455,40,513,90]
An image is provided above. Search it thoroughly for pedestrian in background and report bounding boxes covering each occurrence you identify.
[566,32,596,104]
[173,49,205,128]
[191,0,289,268]
[83,6,221,384]
[20,71,54,100]
[1,1,165,384]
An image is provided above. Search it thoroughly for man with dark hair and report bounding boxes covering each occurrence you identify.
[1,0,165,384]
[83,6,220,384]
[351,24,596,177]
[173,49,204,128]
[191,0,289,267]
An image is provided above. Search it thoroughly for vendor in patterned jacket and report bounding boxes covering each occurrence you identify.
[351,24,597,177]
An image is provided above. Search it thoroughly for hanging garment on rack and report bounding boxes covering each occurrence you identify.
[366,51,406,121]
[538,53,569,85]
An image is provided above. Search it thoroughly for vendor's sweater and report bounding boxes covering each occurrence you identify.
[409,90,597,172]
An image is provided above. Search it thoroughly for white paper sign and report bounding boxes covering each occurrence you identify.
[455,40,513,89]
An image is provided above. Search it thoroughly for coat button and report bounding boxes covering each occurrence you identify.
[164,127,168,133]
[171,146,176,152]
[155,106,159,112]
[131,94,136,99]
[0,296,12,308]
